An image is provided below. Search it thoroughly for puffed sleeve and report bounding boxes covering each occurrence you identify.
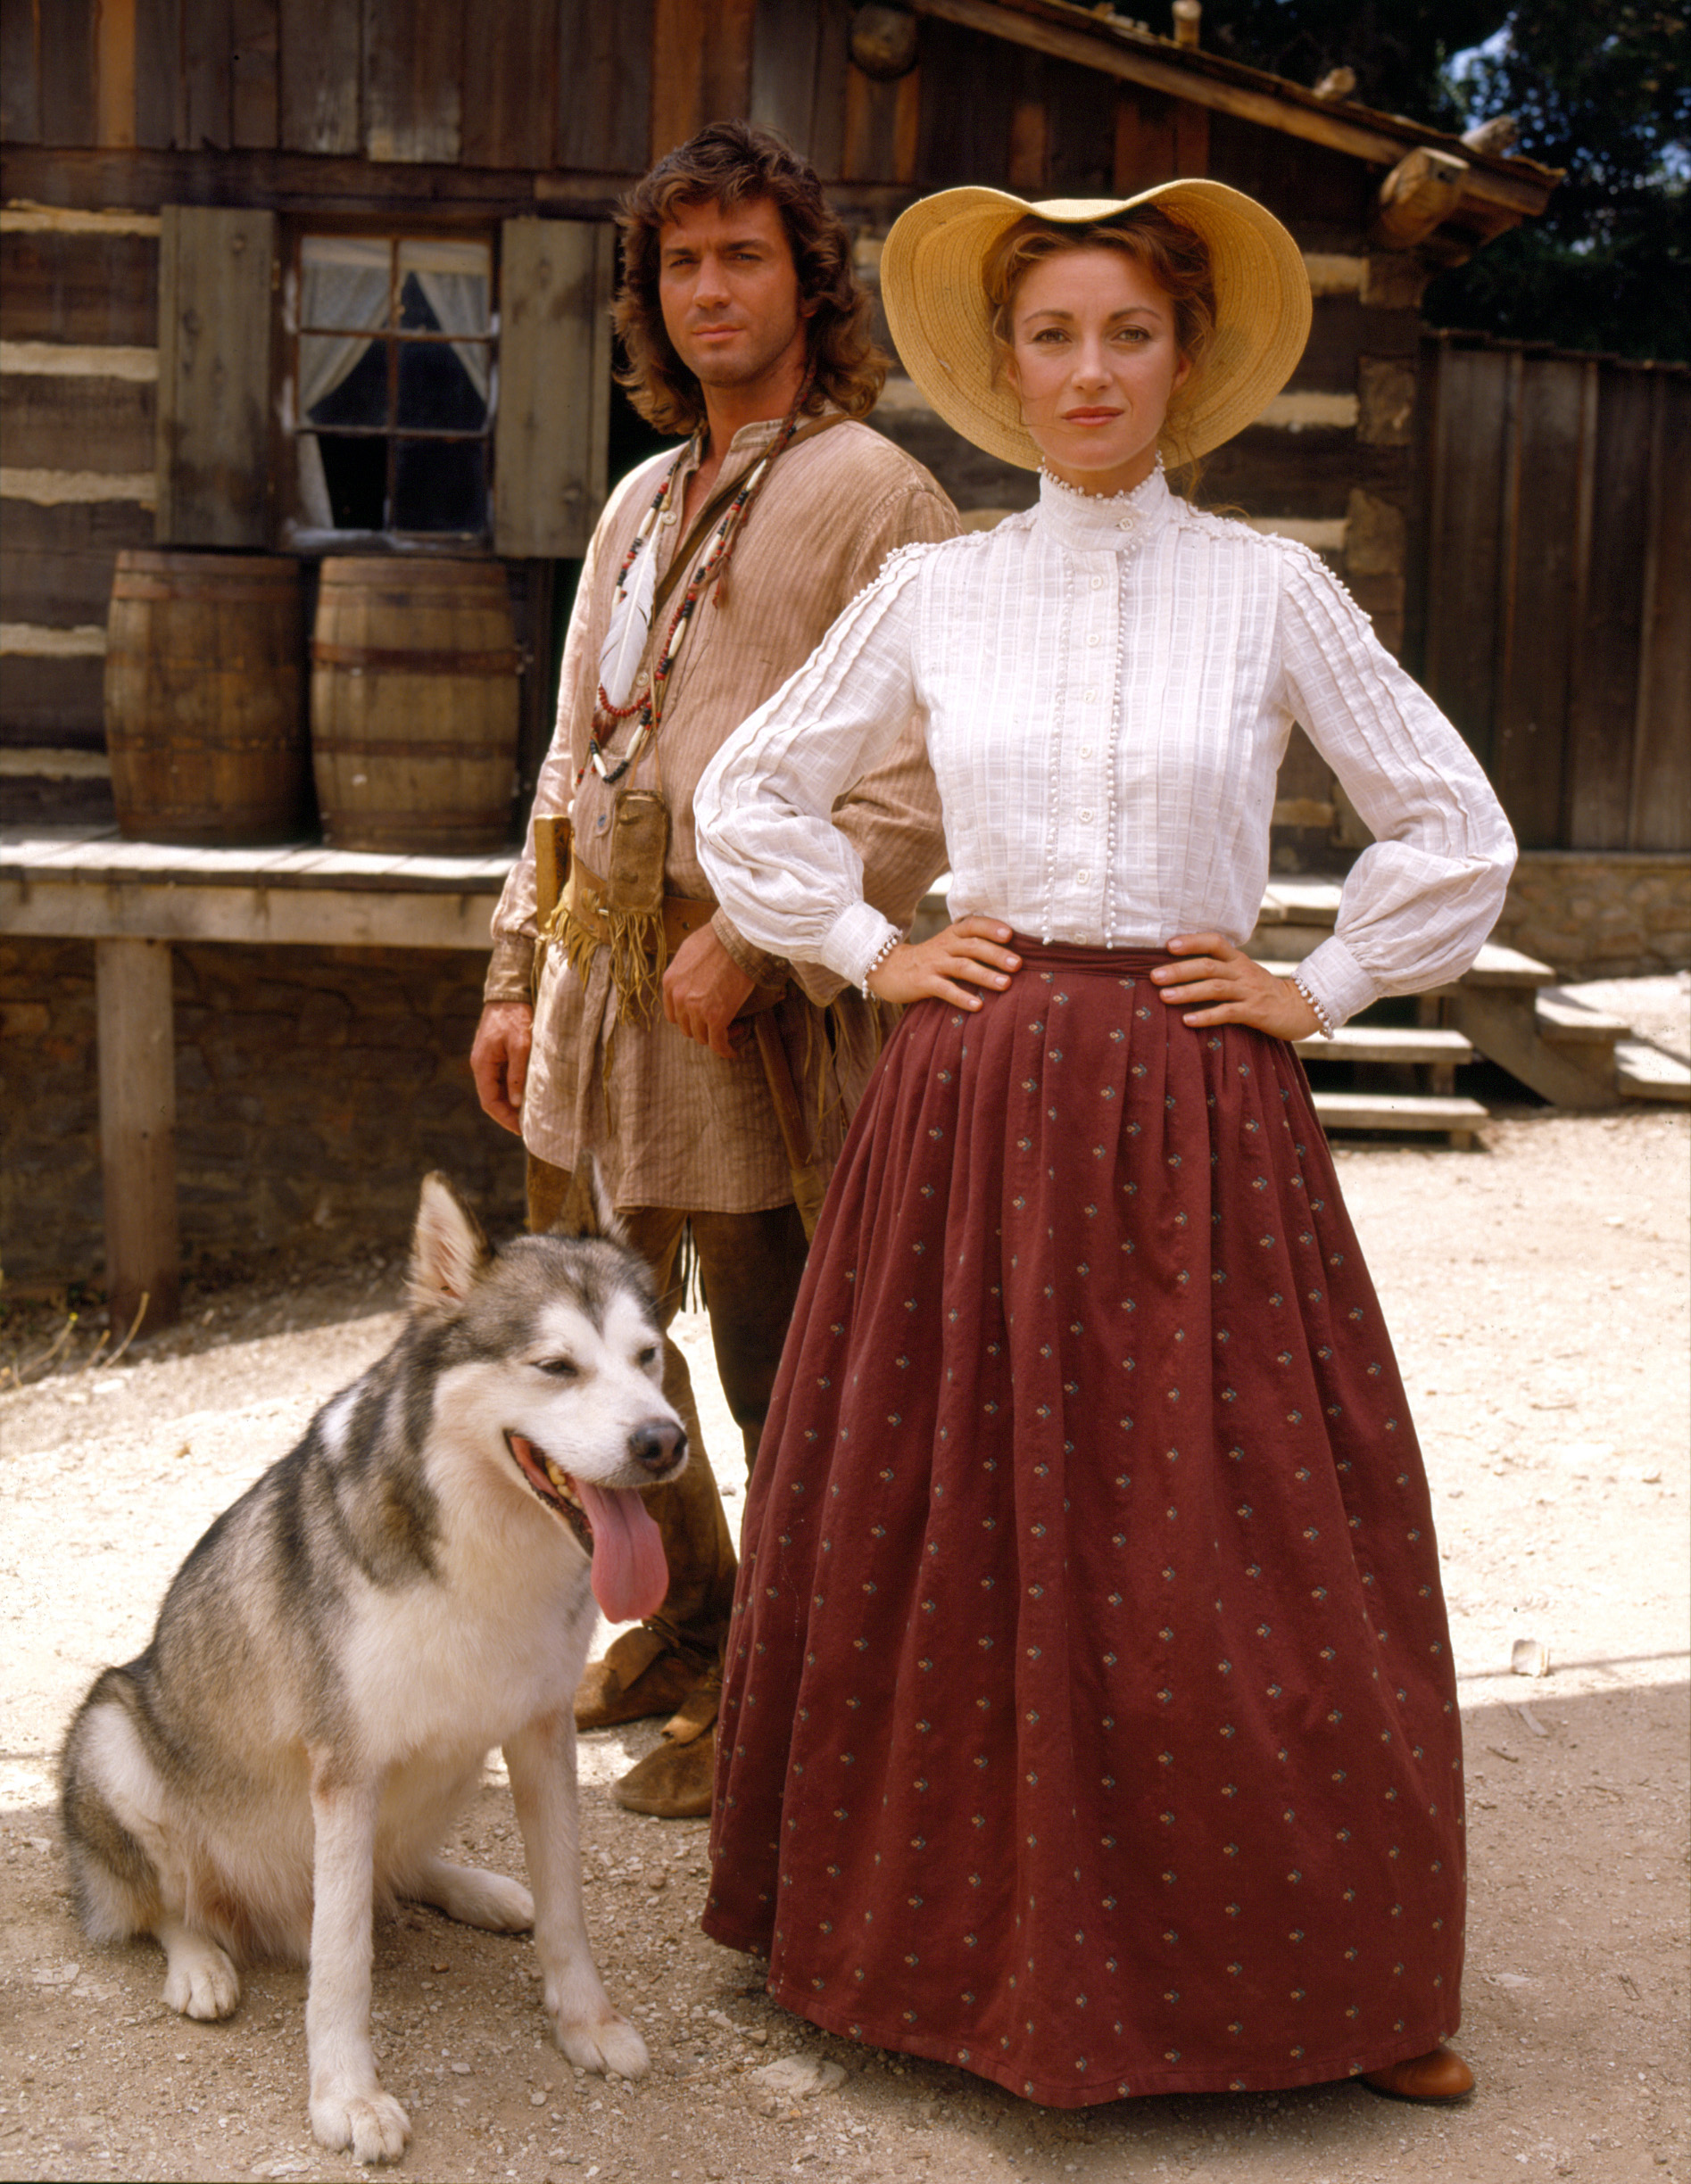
[1272,542,1517,1027]
[695,544,932,988]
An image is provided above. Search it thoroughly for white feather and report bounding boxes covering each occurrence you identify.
[598,538,659,709]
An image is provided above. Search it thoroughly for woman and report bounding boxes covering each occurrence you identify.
[692,180,1514,2110]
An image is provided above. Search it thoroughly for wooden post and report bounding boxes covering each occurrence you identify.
[96,937,180,1334]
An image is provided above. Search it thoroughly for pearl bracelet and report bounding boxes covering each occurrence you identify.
[1291,974,1335,1039]
[862,933,900,997]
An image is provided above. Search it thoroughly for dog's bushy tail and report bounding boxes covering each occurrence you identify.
[60,1668,165,1943]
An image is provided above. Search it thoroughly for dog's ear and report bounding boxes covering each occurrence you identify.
[408,1173,493,1316]
[551,1152,626,1245]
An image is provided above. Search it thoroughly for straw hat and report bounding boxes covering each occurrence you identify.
[881,180,1311,467]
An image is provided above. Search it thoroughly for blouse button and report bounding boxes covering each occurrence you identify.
[1084,690,1098,703]
[1081,745,1093,757]
[1077,869,1091,883]
[1080,809,1094,823]
[1087,633,1101,647]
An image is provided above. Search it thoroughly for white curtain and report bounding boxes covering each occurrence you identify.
[405,237,492,408]
[296,238,390,528]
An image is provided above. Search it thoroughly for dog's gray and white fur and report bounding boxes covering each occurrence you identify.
[59,1167,686,2163]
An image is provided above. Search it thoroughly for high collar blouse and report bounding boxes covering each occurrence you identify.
[695,465,1515,1028]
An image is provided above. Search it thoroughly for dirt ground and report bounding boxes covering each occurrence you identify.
[2,980,1687,2184]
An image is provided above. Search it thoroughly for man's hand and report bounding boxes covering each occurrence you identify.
[471,1001,534,1134]
[662,926,758,1060]
[1149,931,1322,1041]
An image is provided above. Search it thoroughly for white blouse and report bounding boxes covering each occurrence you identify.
[695,465,1515,1029]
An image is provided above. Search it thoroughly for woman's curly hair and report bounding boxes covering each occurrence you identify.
[615,120,888,435]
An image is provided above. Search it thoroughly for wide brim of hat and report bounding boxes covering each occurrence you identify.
[881,181,1312,468]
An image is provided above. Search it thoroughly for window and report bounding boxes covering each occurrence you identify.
[289,232,495,542]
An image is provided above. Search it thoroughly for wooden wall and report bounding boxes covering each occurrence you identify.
[1,0,1462,864]
[1412,335,1690,854]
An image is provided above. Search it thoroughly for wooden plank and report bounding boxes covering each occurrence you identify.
[1173,94,1208,178]
[1616,1041,1691,1104]
[182,0,231,149]
[0,372,156,473]
[39,0,98,145]
[230,0,278,149]
[750,0,823,151]
[278,0,358,153]
[1114,86,1174,194]
[1,873,501,947]
[1422,344,1509,774]
[1630,374,1691,852]
[1,140,632,212]
[1565,363,1653,850]
[649,0,753,162]
[493,217,614,560]
[1041,54,1115,196]
[0,0,43,145]
[134,0,185,150]
[1296,1026,1474,1065]
[1490,352,1584,849]
[1311,1090,1489,1136]
[154,203,275,546]
[96,932,180,1332]
[916,15,1015,188]
[841,55,920,186]
[557,0,651,175]
[462,0,555,172]
[362,0,461,165]
[0,497,154,625]
[0,655,106,739]
[1448,984,1618,1111]
[95,0,137,146]
[1534,992,1628,1045]
[0,228,159,344]
[806,0,850,182]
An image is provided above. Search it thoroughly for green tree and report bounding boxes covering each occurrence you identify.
[1203,1,1690,361]
[1424,3,1690,361]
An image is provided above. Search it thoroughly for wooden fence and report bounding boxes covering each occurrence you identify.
[1411,332,1689,853]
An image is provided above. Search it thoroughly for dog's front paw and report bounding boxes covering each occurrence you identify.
[162,1937,240,2021]
[550,2007,650,2081]
[311,2086,411,2165]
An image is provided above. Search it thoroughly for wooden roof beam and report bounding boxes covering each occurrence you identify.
[906,0,1556,224]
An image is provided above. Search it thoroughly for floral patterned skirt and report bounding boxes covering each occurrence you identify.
[703,941,1465,2106]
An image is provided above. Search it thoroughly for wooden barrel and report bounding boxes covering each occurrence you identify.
[310,558,520,855]
[104,550,308,846]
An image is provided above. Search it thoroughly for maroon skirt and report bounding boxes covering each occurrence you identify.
[704,943,1464,2106]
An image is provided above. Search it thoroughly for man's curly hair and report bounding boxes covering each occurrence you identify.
[615,120,887,435]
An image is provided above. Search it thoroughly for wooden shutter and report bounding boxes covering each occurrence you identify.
[493,218,615,560]
[155,205,277,547]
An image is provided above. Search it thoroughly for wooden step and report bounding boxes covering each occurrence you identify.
[1535,990,1630,1045]
[1616,1040,1691,1104]
[1440,941,1558,989]
[1296,1025,1473,1066]
[1448,982,1621,1111]
[1313,1090,1490,1148]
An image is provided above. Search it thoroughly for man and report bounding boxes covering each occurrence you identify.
[471,121,957,1818]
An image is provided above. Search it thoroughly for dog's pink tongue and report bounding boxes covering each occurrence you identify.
[574,1480,668,1623]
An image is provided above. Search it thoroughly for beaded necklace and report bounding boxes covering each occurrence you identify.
[584,397,808,788]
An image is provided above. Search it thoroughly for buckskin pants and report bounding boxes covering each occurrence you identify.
[526,1153,809,1666]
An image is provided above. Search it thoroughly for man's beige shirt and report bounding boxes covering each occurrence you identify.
[486,413,958,1212]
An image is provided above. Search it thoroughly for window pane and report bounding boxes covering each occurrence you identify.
[301,236,391,330]
[303,335,389,429]
[396,339,490,433]
[303,433,388,531]
[397,238,491,335]
[393,437,488,534]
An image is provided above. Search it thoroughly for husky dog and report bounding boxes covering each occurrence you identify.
[60,1168,685,2164]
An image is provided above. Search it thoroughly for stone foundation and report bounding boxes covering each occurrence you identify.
[0,939,526,1288]
[1495,852,1691,980]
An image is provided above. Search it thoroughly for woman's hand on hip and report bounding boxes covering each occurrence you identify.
[866,917,1022,1010]
[1150,931,1322,1041]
